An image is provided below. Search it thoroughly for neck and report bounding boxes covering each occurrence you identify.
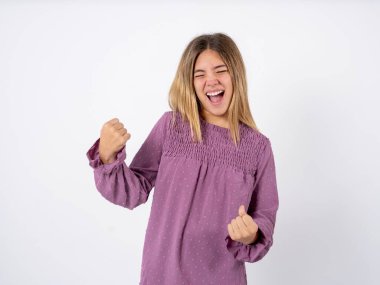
[200,110,229,129]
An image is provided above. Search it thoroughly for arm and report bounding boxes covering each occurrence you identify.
[86,112,170,209]
[225,138,279,262]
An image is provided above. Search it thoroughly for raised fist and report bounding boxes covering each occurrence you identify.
[99,118,131,164]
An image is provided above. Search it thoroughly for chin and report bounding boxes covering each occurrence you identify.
[203,107,228,117]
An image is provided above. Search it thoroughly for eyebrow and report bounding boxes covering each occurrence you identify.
[194,64,227,73]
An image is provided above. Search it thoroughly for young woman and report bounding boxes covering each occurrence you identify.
[86,33,279,285]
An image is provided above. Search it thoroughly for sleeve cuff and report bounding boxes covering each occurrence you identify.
[224,220,273,263]
[86,138,126,175]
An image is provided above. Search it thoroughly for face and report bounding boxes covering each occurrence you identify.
[193,49,233,126]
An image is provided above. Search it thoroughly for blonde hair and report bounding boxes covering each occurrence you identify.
[168,33,259,146]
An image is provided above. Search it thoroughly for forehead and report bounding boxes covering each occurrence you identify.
[194,49,226,67]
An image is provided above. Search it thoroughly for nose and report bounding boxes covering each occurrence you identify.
[206,77,219,87]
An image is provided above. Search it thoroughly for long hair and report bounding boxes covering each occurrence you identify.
[168,33,259,146]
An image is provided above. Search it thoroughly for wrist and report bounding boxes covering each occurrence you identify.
[99,153,116,164]
[249,232,259,245]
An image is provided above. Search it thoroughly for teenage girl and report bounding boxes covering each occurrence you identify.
[87,33,279,285]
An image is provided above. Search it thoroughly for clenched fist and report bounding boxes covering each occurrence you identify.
[99,118,131,164]
[227,205,259,245]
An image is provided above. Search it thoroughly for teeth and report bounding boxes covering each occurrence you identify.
[206,90,224,96]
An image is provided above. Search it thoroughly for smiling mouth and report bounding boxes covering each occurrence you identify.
[206,90,225,104]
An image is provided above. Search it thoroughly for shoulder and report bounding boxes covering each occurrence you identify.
[156,110,173,125]
[154,110,178,135]
[160,110,188,130]
[240,123,270,146]
[160,110,177,122]
[239,123,273,163]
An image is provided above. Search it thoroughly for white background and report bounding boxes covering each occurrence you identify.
[1,0,379,284]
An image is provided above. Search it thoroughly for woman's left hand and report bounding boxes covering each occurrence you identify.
[227,205,259,245]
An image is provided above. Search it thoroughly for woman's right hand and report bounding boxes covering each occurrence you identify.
[99,118,131,164]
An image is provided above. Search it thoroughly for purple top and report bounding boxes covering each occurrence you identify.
[86,111,279,285]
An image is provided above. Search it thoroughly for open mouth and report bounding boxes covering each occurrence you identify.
[206,90,225,104]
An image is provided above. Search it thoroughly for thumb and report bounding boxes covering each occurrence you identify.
[239,205,246,217]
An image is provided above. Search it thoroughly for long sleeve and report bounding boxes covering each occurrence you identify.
[86,111,170,209]
[225,138,279,263]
